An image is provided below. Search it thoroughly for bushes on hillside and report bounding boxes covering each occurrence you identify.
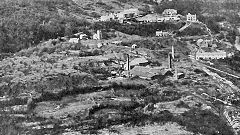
[91,21,180,37]
[216,51,240,73]
[178,27,206,36]
[0,1,90,53]
[174,108,233,135]
[154,0,203,15]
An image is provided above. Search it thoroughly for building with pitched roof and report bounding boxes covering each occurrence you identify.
[127,66,173,80]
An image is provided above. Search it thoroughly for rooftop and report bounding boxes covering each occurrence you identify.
[129,57,148,66]
[130,66,171,79]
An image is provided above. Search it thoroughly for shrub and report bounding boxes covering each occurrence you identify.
[175,108,234,135]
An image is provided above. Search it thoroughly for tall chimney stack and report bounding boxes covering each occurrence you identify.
[97,30,102,40]
[168,53,172,69]
[126,54,130,77]
[172,45,174,59]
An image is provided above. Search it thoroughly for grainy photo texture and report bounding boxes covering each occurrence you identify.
[0,0,240,134]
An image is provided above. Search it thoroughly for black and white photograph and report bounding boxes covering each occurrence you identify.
[0,0,240,134]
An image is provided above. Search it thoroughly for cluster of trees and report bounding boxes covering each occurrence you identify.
[178,27,206,36]
[205,0,240,14]
[174,108,234,135]
[154,0,240,15]
[92,21,180,37]
[217,51,240,73]
[0,0,90,53]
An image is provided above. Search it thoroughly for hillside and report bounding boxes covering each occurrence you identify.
[0,0,153,54]
[0,0,239,53]
[72,0,152,15]
[1,1,240,134]
[0,0,91,53]
[0,38,235,135]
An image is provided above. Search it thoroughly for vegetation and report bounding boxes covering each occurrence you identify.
[0,0,90,53]
[154,0,203,15]
[215,51,240,73]
[178,27,206,36]
[175,108,234,135]
[0,0,238,134]
[0,41,102,97]
[91,21,180,37]
[154,0,239,38]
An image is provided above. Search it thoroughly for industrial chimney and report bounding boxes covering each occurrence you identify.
[172,45,174,59]
[168,53,172,69]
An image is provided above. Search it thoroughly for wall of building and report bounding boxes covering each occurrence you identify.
[196,51,227,60]
[156,31,170,37]
[187,13,197,22]
[163,9,177,17]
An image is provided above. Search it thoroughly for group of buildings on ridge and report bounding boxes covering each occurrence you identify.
[65,7,233,61]
[99,8,197,24]
[195,50,228,60]
[67,30,103,44]
[193,37,234,60]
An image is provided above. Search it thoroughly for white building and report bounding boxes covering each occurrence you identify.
[153,0,172,3]
[69,38,79,43]
[80,34,88,40]
[156,31,170,37]
[93,30,102,40]
[195,50,227,60]
[73,32,88,40]
[237,27,240,34]
[153,0,162,3]
[157,17,165,22]
[97,43,103,48]
[197,39,212,47]
[136,14,160,23]
[100,8,140,23]
[187,13,197,22]
[131,44,137,49]
[163,16,180,21]
[100,13,117,21]
[116,8,140,20]
[100,15,111,22]
[162,9,177,17]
